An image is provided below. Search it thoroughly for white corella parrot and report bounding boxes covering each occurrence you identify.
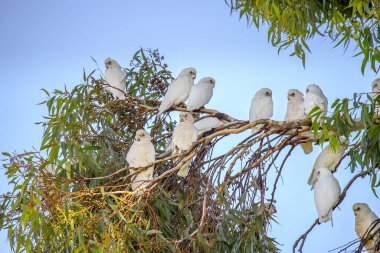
[314,167,341,223]
[187,77,215,111]
[126,129,155,191]
[172,112,198,177]
[104,58,127,99]
[249,88,273,134]
[285,89,313,154]
[158,67,196,116]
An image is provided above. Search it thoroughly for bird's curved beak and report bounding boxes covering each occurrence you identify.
[191,73,196,79]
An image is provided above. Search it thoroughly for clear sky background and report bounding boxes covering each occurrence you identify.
[0,1,378,252]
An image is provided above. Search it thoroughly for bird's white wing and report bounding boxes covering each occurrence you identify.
[143,142,155,165]
[158,76,192,115]
[306,93,327,112]
[126,142,139,168]
[172,122,198,151]
[358,211,380,252]
[194,117,226,134]
[308,145,345,187]
[250,96,273,134]
[187,83,213,111]
[172,121,197,177]
[314,176,341,222]
[321,94,328,111]
[285,100,305,121]
[105,68,127,99]
[251,97,273,121]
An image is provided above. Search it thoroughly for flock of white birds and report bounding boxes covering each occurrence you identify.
[104,58,380,252]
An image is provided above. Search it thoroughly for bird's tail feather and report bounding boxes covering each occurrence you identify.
[251,125,262,135]
[177,161,191,177]
[131,166,154,192]
[158,100,172,116]
[319,210,332,223]
[301,142,313,154]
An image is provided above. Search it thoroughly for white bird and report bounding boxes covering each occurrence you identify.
[285,89,313,154]
[314,167,341,223]
[194,117,227,135]
[172,112,198,177]
[353,203,380,253]
[372,78,380,116]
[158,67,197,116]
[308,140,349,188]
[126,129,155,191]
[187,77,215,111]
[249,88,273,134]
[104,58,127,99]
[304,84,328,122]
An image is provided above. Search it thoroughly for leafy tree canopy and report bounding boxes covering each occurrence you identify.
[226,0,380,73]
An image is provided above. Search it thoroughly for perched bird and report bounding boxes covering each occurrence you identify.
[187,77,216,111]
[194,117,227,135]
[104,58,127,99]
[172,112,198,177]
[353,203,380,253]
[249,88,273,134]
[314,167,341,223]
[284,89,312,154]
[304,84,328,121]
[308,140,349,188]
[372,78,380,116]
[126,129,155,191]
[158,67,197,116]
[285,89,305,121]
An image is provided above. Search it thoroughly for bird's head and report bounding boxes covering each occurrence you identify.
[256,88,272,98]
[353,203,370,216]
[200,77,216,88]
[104,58,120,69]
[372,78,380,93]
[179,67,197,79]
[306,84,322,94]
[134,129,151,142]
[287,89,304,101]
[179,112,194,123]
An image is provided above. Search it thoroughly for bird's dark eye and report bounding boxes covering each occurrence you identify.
[357,207,361,211]
[108,61,112,64]
[317,171,320,175]
[291,93,295,96]
[306,89,309,93]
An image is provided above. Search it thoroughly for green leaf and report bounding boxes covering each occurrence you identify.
[41,88,50,97]
[49,144,59,162]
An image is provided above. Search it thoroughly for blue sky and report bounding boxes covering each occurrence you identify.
[0,0,378,252]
